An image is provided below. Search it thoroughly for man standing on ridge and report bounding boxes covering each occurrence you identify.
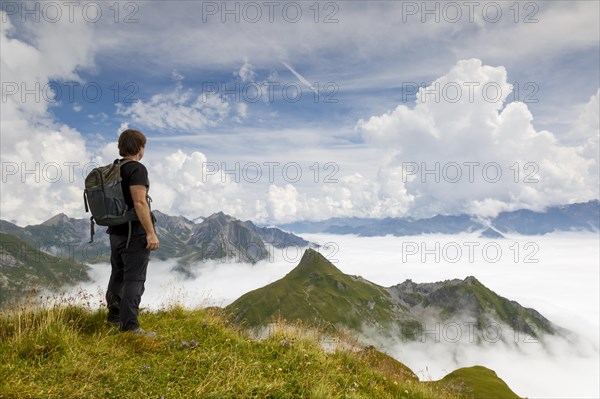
[106,129,159,335]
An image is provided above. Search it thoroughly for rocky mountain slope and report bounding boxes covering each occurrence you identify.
[0,211,314,269]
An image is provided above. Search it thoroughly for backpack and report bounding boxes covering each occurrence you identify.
[83,159,152,247]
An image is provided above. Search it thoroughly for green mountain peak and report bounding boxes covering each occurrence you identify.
[284,248,345,280]
[228,249,408,330]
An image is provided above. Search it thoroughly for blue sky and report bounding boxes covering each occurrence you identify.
[1,1,599,225]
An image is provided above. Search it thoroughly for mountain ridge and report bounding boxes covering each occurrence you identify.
[274,200,600,236]
[228,248,558,343]
[0,210,315,269]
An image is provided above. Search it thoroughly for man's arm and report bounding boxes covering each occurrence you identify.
[130,185,159,250]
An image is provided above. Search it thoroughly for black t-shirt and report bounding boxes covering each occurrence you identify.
[107,160,149,237]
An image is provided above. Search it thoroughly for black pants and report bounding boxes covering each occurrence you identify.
[106,234,150,331]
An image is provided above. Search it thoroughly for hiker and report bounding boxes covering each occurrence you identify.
[105,129,159,335]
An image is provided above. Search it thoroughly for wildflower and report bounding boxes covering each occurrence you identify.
[181,341,190,348]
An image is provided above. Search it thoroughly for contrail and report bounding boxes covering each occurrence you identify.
[280,60,318,93]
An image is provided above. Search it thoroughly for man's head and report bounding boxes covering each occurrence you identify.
[118,129,146,159]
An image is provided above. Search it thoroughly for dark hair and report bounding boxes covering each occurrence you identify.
[118,129,146,156]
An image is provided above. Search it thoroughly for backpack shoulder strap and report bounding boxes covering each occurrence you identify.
[117,158,134,166]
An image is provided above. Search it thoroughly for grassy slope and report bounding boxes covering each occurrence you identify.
[0,233,90,305]
[0,305,497,399]
[435,366,521,399]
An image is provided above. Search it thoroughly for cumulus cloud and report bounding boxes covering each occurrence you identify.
[570,89,600,197]
[357,58,599,218]
[141,149,262,220]
[0,11,96,225]
[262,168,415,224]
[569,89,600,142]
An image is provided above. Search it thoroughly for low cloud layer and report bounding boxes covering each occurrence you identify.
[54,232,599,398]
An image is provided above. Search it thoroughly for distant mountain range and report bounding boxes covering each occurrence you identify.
[227,248,559,343]
[0,210,316,303]
[0,211,315,273]
[274,200,600,236]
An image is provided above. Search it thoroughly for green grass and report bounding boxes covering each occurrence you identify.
[0,301,479,399]
[434,366,522,399]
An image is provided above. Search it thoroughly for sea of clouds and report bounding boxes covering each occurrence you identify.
[62,231,599,398]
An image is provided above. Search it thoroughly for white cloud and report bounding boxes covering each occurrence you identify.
[116,83,230,133]
[237,58,256,83]
[235,102,248,121]
[171,69,184,81]
[117,122,130,136]
[570,90,600,197]
[0,11,96,225]
[569,89,600,142]
[142,149,251,219]
[261,168,415,224]
[458,2,600,63]
[87,112,108,123]
[266,184,301,222]
[357,58,599,218]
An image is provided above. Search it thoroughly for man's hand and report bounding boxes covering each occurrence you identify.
[146,232,160,251]
[130,185,160,251]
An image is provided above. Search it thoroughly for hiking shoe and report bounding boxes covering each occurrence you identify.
[130,327,156,337]
[107,319,121,328]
